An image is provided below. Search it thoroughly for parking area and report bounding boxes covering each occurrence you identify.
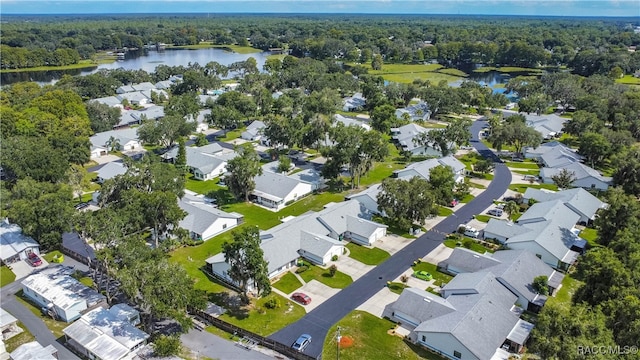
[356,286,400,318]
[294,280,340,312]
[328,254,374,281]
[375,234,414,256]
[9,257,49,279]
[421,243,453,265]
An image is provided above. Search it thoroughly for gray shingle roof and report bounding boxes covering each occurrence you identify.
[524,141,571,158]
[541,162,612,183]
[524,114,566,138]
[394,155,465,181]
[91,96,122,107]
[178,197,242,236]
[131,82,156,91]
[299,230,343,259]
[253,172,308,202]
[523,187,606,221]
[540,147,582,168]
[507,319,535,345]
[391,123,432,152]
[90,128,139,149]
[95,162,127,181]
[439,247,501,273]
[392,288,456,323]
[484,218,532,240]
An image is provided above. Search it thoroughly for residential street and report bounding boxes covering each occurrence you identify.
[269,118,512,358]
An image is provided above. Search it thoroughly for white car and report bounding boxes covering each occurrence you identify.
[292,334,312,352]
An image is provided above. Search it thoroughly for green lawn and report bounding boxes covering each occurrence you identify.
[217,129,243,142]
[372,216,419,239]
[4,322,36,352]
[546,275,583,309]
[42,250,63,263]
[218,293,306,336]
[512,169,541,176]
[359,63,466,84]
[467,180,487,189]
[579,228,599,248]
[1,265,16,287]
[357,160,404,187]
[443,239,494,254]
[0,58,110,73]
[437,206,454,217]
[16,291,68,338]
[411,262,453,286]
[387,282,409,295]
[474,214,492,223]
[508,183,558,193]
[169,43,262,53]
[460,194,475,203]
[616,75,640,85]
[473,66,543,74]
[185,175,225,195]
[506,162,540,169]
[346,242,390,265]
[298,262,353,289]
[272,272,303,294]
[322,311,444,360]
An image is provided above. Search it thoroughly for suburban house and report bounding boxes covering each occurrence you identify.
[178,192,243,241]
[94,162,127,184]
[345,183,383,215]
[393,155,466,183]
[439,248,564,312]
[241,120,266,141]
[187,109,211,133]
[1,308,20,341]
[391,124,443,156]
[342,92,366,112]
[334,114,371,131]
[540,162,612,191]
[524,114,567,139]
[116,92,149,106]
[395,101,431,122]
[163,143,238,181]
[251,171,315,211]
[522,188,607,224]
[63,305,149,360]
[9,341,57,360]
[483,200,581,271]
[0,220,40,264]
[90,128,141,159]
[383,272,534,359]
[206,201,386,284]
[524,141,581,165]
[21,266,106,322]
[90,96,124,109]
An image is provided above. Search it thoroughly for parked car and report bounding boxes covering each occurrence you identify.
[292,334,312,352]
[74,202,90,210]
[412,270,433,281]
[458,224,480,239]
[487,208,503,217]
[291,292,312,305]
[27,252,43,267]
[447,199,459,207]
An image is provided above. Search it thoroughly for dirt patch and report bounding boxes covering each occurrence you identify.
[339,335,354,349]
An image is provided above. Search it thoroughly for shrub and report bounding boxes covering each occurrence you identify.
[285,200,295,206]
[331,254,339,261]
[400,275,409,284]
[265,298,281,309]
[295,265,309,274]
[329,264,338,277]
[463,239,474,249]
[154,335,182,357]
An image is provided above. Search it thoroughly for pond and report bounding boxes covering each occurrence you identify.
[1,47,274,86]
[450,70,527,102]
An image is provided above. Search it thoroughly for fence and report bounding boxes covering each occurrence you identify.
[193,309,319,360]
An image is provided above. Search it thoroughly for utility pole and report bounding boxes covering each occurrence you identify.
[336,326,341,360]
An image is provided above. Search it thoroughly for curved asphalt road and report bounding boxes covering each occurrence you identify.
[269,118,512,358]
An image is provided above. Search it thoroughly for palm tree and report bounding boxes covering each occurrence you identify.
[106,136,121,152]
[504,201,520,221]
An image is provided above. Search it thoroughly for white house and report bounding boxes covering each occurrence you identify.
[9,341,57,360]
[90,96,124,109]
[252,171,315,211]
[94,162,127,184]
[395,101,431,122]
[206,201,385,284]
[345,184,383,215]
[393,155,466,183]
[163,144,237,181]
[63,306,149,360]
[178,193,243,241]
[524,113,567,139]
[241,120,266,141]
[522,187,607,224]
[391,124,443,156]
[21,267,106,322]
[334,114,371,131]
[342,92,366,112]
[116,92,149,106]
[1,308,20,341]
[90,128,141,158]
[0,220,40,264]
[383,272,533,359]
[187,109,211,133]
[540,162,612,191]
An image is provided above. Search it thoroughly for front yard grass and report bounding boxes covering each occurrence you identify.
[322,310,444,360]
[298,262,353,289]
[443,239,495,254]
[460,194,475,203]
[579,228,600,248]
[4,322,36,352]
[346,242,390,265]
[508,183,559,193]
[506,161,540,169]
[16,290,68,338]
[218,293,306,336]
[217,129,242,142]
[185,175,225,195]
[411,262,453,287]
[1,265,16,287]
[474,214,492,223]
[272,272,303,294]
[437,206,454,217]
[387,282,409,295]
[546,274,583,309]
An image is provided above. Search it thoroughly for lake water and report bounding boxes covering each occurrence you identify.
[1,48,273,85]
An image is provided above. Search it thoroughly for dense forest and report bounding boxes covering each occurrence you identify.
[2,15,640,76]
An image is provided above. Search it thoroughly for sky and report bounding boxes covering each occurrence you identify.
[2,0,639,17]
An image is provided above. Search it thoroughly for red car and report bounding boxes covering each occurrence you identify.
[447,199,459,207]
[27,252,43,267]
[291,292,312,305]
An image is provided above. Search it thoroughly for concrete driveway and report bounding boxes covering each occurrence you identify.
[330,255,374,281]
[375,234,414,255]
[295,280,340,312]
[422,243,454,265]
[356,287,399,318]
[92,154,121,165]
[10,258,49,279]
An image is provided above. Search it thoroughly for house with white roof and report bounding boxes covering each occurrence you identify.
[241,120,266,141]
[383,272,534,359]
[206,201,386,283]
[90,128,141,158]
[334,114,371,131]
[251,171,314,211]
[395,101,431,122]
[345,184,383,215]
[155,80,174,90]
[198,94,219,106]
[187,109,211,133]
[438,248,564,312]
[163,143,237,181]
[391,124,443,156]
[540,162,612,191]
[524,114,567,139]
[483,200,581,271]
[95,162,127,184]
[178,193,243,241]
[116,85,135,94]
[90,96,124,109]
[21,266,106,322]
[393,155,466,183]
[0,220,40,264]
[522,188,607,224]
[342,92,366,112]
[131,82,156,92]
[63,305,149,360]
[1,308,20,341]
[9,341,57,360]
[116,92,149,106]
